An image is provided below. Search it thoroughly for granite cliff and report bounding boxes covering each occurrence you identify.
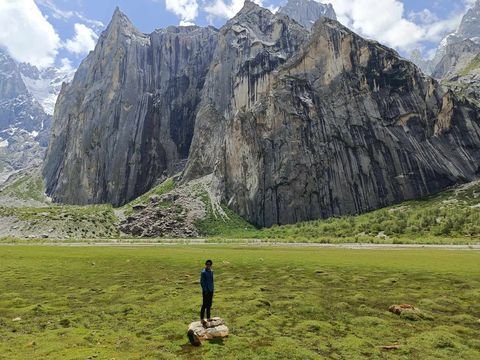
[44,2,480,228]
[43,8,218,206]
[187,17,480,227]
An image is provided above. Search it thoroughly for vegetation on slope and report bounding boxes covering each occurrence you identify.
[0,169,118,239]
[251,181,480,244]
[1,168,479,244]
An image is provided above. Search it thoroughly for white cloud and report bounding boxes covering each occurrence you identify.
[0,0,60,68]
[64,23,98,55]
[59,57,74,72]
[165,0,199,25]
[328,0,473,52]
[204,0,266,20]
[408,9,439,25]
[35,0,74,20]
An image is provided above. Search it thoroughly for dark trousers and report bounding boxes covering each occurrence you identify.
[201,291,213,319]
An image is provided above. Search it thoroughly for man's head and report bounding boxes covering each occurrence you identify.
[205,259,212,270]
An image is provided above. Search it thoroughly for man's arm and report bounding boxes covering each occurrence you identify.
[200,271,206,292]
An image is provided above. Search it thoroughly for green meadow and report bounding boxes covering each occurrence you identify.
[0,245,479,359]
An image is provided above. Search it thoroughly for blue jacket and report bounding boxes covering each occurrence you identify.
[200,268,214,292]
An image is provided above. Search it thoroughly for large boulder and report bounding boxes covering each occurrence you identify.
[187,317,229,346]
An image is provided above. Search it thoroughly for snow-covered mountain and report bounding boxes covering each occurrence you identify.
[19,63,75,116]
[0,48,73,185]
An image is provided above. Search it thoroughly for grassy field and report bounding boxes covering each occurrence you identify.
[0,245,479,359]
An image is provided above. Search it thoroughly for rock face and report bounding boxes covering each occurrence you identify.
[434,1,480,105]
[278,0,336,30]
[0,49,52,184]
[43,8,218,206]
[443,54,480,106]
[187,18,480,227]
[457,0,480,41]
[184,1,308,180]
[43,3,480,230]
[432,39,480,79]
[408,49,434,75]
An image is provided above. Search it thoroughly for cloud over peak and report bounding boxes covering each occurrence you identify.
[165,0,199,25]
[64,23,98,55]
[0,0,61,67]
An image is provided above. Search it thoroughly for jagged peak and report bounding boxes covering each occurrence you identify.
[241,0,262,12]
[111,6,130,23]
[234,0,272,17]
[104,6,140,36]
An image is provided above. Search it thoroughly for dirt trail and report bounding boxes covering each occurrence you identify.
[1,241,479,250]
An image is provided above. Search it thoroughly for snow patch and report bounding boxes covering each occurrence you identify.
[0,139,9,148]
[21,66,75,115]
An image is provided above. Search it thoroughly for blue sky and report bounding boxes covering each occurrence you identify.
[0,0,477,69]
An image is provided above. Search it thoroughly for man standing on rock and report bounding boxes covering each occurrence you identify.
[200,259,214,326]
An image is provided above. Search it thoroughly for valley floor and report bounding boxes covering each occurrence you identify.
[0,245,479,359]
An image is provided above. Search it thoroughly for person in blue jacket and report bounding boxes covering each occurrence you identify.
[200,259,214,325]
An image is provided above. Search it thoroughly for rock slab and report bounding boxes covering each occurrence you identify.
[187,317,229,346]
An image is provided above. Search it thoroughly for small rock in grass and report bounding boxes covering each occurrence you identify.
[12,317,21,322]
[59,319,71,327]
[380,344,400,350]
[132,204,147,211]
[388,304,431,321]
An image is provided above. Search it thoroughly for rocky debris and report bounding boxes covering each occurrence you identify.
[389,304,430,321]
[118,176,214,238]
[187,317,229,346]
[119,198,198,238]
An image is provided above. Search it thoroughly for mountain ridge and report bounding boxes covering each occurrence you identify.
[42,3,480,228]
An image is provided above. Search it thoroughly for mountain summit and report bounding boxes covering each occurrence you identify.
[278,0,336,30]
